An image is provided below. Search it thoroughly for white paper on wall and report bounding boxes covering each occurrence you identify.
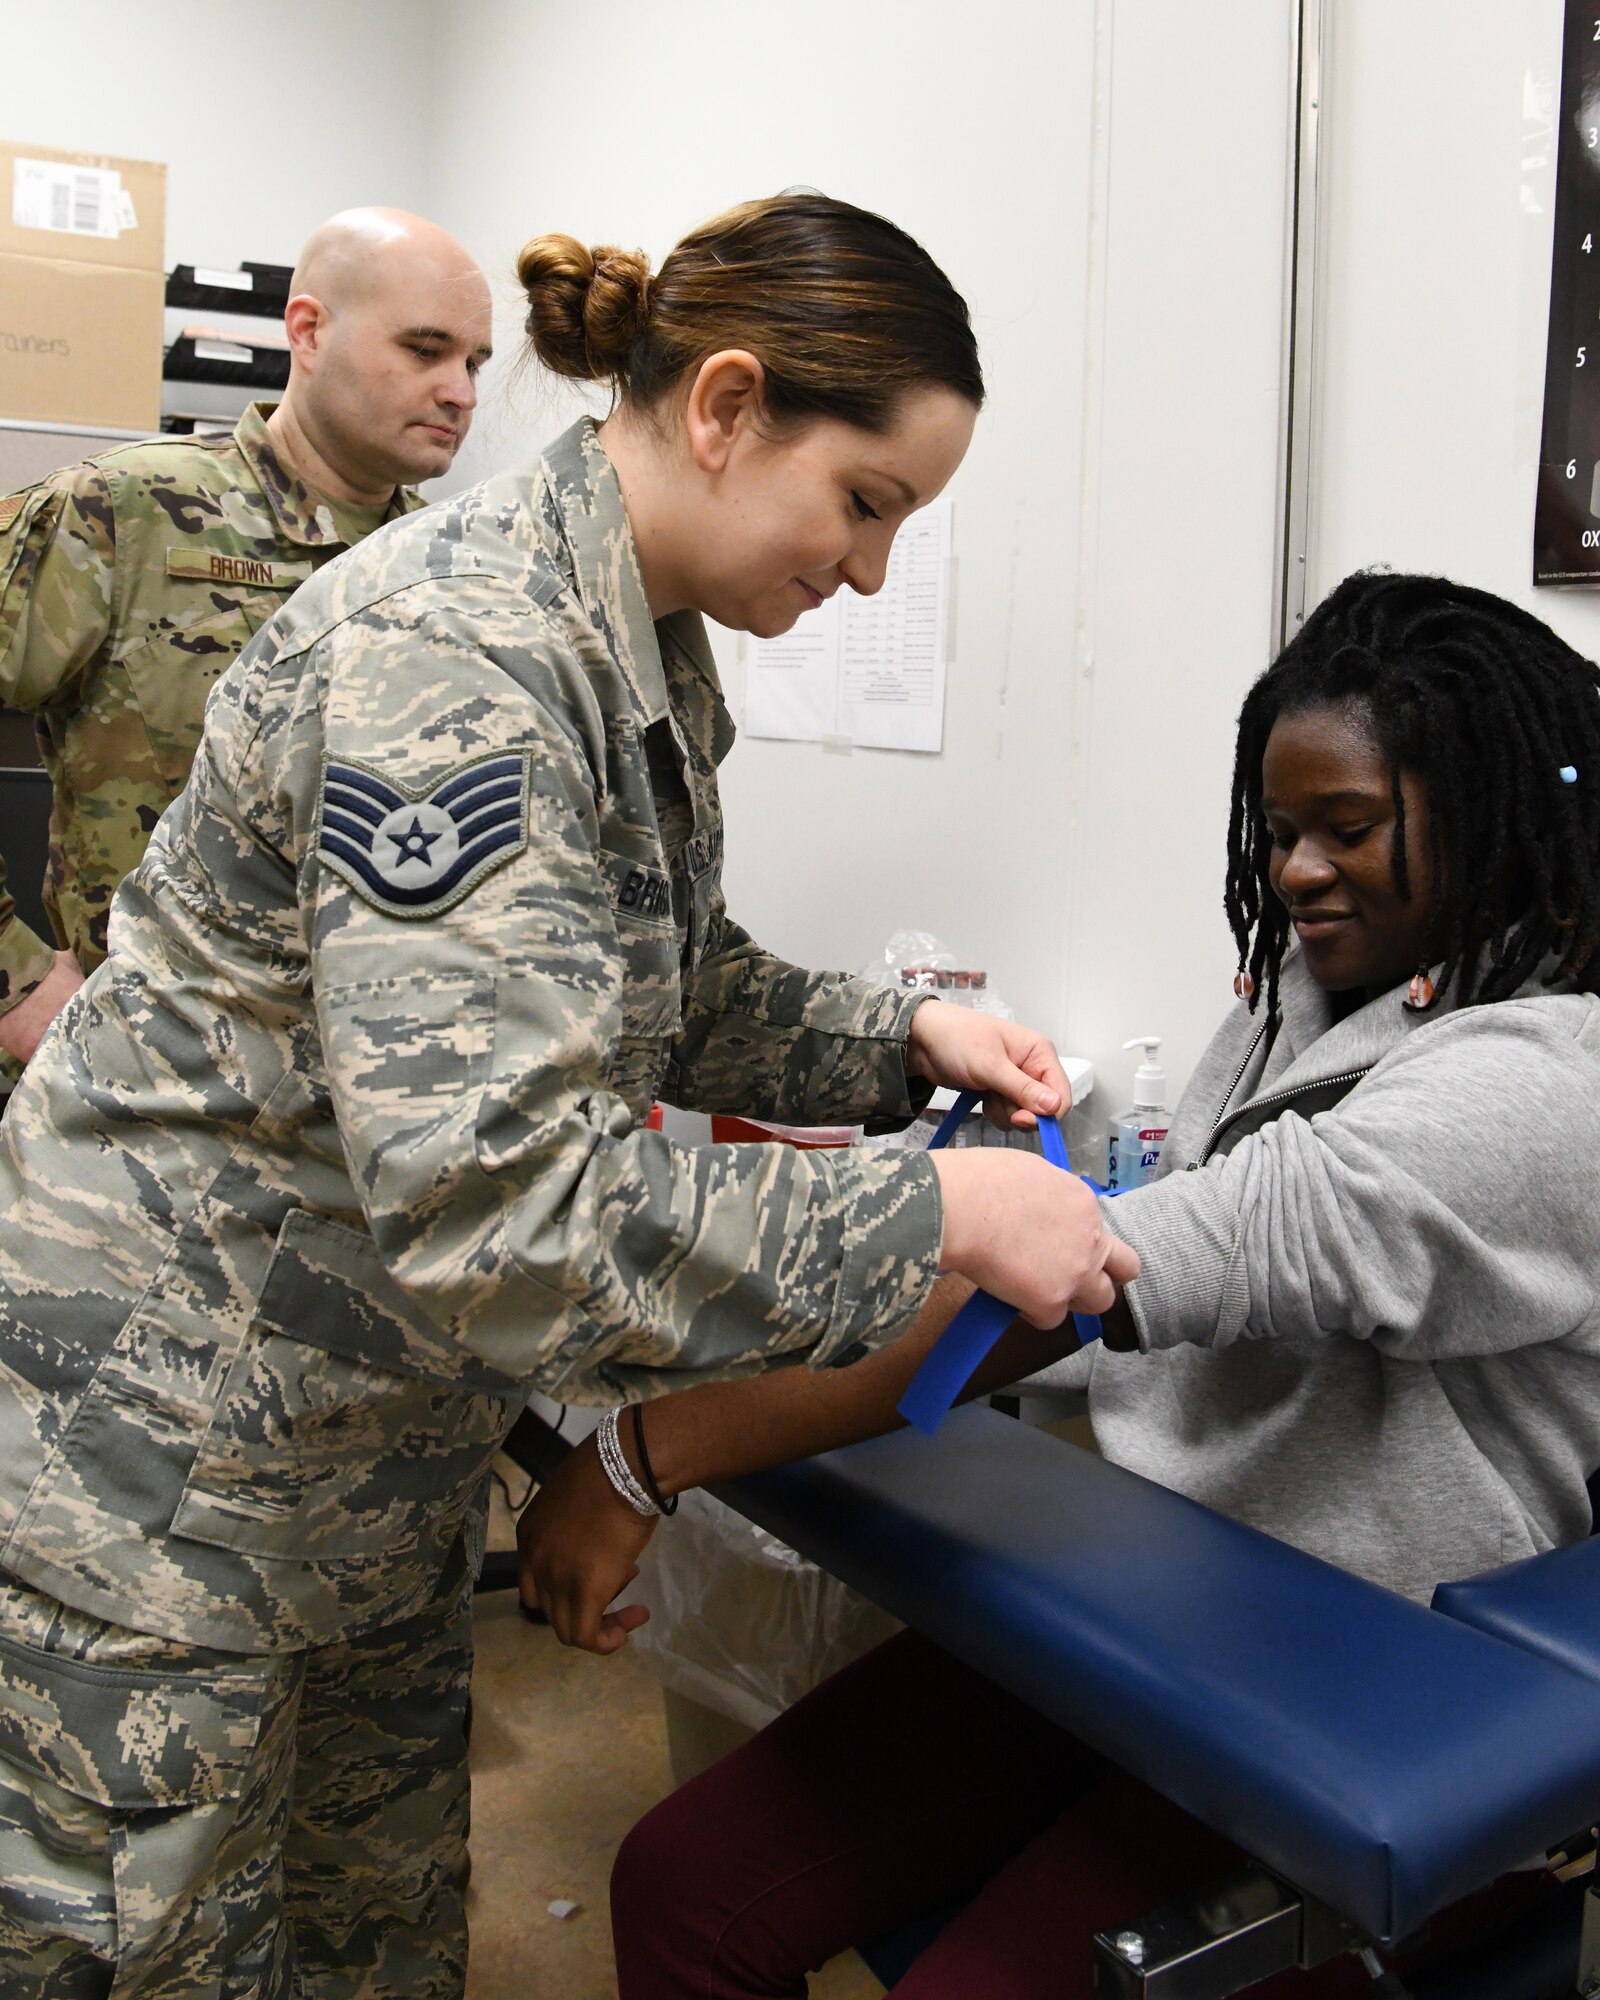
[741,591,842,743]
[744,501,953,754]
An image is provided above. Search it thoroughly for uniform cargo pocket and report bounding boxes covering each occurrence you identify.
[170,1210,516,1564]
[0,1629,267,1809]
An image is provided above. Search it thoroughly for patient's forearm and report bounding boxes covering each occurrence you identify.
[636,1281,1081,1501]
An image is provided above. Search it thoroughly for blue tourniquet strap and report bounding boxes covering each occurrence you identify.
[897,1091,1104,1438]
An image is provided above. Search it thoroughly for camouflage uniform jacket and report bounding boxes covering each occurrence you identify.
[0,401,422,1008]
[0,417,942,1654]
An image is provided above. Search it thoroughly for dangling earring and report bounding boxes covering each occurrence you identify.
[1233,968,1254,1000]
[1404,966,1435,1011]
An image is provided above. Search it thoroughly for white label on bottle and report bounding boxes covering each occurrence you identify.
[1135,1125,1169,1180]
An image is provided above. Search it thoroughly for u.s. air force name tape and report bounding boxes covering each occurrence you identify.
[896,1089,1104,1437]
[317,750,531,919]
[166,549,313,588]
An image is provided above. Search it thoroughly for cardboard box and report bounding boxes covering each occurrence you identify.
[0,140,167,432]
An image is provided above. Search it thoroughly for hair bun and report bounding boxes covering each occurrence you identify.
[516,233,651,382]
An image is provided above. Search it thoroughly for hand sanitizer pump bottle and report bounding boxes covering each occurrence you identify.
[1106,1036,1170,1191]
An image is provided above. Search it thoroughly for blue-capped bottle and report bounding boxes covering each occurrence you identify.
[1106,1036,1170,1191]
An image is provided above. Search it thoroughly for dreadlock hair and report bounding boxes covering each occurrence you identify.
[1225,570,1600,1027]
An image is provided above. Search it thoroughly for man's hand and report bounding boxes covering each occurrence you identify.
[906,1000,1070,1130]
[516,1434,657,1655]
[0,950,83,1066]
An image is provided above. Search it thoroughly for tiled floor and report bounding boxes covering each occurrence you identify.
[463,1478,884,1999]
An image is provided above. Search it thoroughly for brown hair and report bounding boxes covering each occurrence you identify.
[515,192,983,431]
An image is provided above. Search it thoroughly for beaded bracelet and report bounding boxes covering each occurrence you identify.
[630,1400,679,1516]
[596,1407,657,1518]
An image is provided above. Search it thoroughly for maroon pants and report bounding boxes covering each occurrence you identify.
[612,1629,1546,1999]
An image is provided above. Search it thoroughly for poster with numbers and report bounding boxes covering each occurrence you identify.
[1535,0,1600,581]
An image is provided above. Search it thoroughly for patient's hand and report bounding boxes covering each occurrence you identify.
[517,1434,658,1654]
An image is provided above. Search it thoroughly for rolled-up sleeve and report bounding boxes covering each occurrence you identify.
[1108,1005,1600,1363]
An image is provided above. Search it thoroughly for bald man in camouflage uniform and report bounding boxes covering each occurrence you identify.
[0,206,493,1071]
[0,417,951,1996]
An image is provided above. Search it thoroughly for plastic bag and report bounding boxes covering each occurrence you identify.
[864,927,1013,1018]
[630,1489,901,1732]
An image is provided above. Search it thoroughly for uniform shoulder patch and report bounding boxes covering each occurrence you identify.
[318,750,531,919]
[0,492,25,531]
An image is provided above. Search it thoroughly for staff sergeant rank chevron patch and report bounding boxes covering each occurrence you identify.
[317,750,531,918]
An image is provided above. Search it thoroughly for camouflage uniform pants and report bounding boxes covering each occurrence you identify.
[0,1542,473,1999]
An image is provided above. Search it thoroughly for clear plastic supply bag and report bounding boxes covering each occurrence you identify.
[630,1489,901,1733]
[864,928,1013,1018]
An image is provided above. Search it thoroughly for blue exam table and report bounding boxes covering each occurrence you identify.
[721,1407,1600,1997]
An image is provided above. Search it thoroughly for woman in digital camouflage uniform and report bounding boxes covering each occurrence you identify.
[0,193,1128,1998]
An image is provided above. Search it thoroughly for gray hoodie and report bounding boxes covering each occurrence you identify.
[1034,955,1600,1602]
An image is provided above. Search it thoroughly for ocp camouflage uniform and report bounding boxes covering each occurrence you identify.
[0,398,421,1015]
[0,417,943,1995]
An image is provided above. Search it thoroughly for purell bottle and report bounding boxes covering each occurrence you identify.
[1105,1037,1170,1191]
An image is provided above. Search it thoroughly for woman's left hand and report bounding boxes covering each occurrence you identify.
[906,1000,1071,1130]
[516,1435,658,1654]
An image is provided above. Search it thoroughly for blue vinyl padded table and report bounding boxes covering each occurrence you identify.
[719,1407,1600,1947]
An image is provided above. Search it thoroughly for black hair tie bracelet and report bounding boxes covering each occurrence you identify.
[630,1399,678,1515]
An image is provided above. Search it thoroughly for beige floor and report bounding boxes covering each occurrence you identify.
[464,1480,885,2000]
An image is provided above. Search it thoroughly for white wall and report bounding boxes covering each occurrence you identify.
[1059,3,1296,1113]
[4,0,1305,1120]
[422,0,1100,1070]
[424,0,1299,1119]
[1312,0,1600,661]
[0,0,435,270]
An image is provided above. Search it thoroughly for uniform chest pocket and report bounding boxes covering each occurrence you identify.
[170,1210,517,1564]
[118,592,281,787]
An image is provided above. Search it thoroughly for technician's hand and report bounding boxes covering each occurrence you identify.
[933,1148,1140,1327]
[516,1436,657,1655]
[0,950,84,1066]
[906,1000,1070,1131]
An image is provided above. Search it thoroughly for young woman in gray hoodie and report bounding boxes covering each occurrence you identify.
[531,571,1600,1998]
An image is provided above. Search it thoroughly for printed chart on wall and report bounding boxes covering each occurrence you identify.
[744,501,953,751]
[1535,0,1600,581]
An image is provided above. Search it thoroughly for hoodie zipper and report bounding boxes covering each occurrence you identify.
[1193,1015,1272,1164]
[1198,1064,1373,1165]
